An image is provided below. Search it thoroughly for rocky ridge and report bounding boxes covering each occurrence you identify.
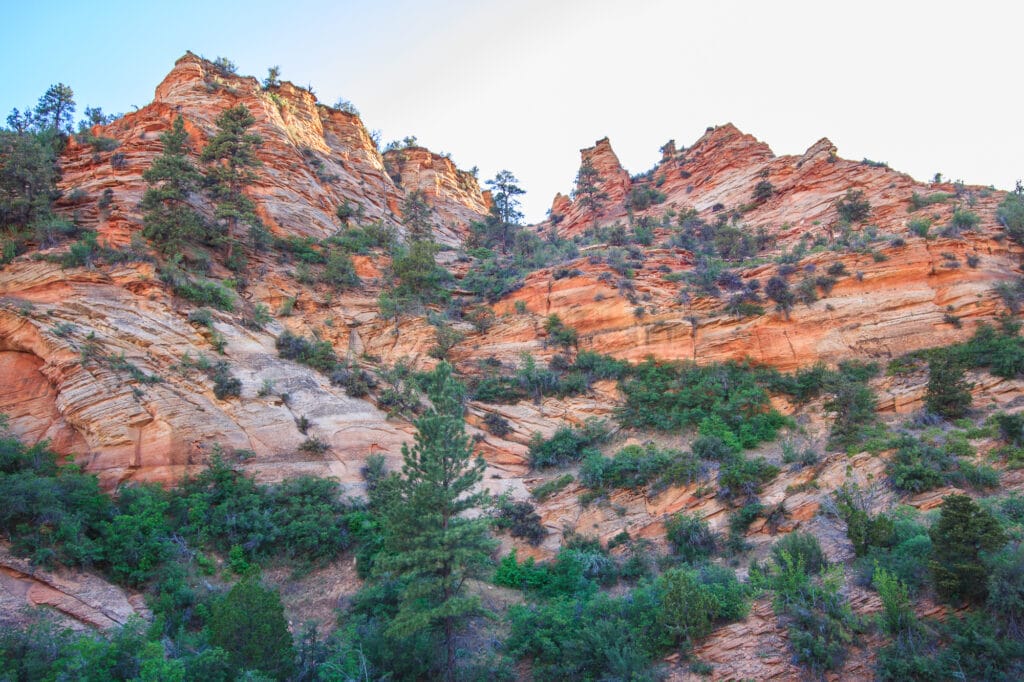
[2,53,1023,679]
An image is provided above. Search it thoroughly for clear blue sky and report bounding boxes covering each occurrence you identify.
[4,0,1022,222]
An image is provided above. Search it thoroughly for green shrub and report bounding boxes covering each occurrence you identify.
[766,555,861,674]
[835,189,871,223]
[907,191,950,211]
[493,497,546,545]
[208,580,296,680]
[528,420,608,468]
[579,443,701,492]
[908,217,932,238]
[943,208,981,237]
[664,512,718,563]
[930,494,1007,603]
[275,331,338,372]
[531,474,573,501]
[998,182,1024,244]
[717,455,779,501]
[618,358,790,447]
[771,532,827,575]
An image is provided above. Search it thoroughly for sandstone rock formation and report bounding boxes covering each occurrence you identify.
[3,53,1023,672]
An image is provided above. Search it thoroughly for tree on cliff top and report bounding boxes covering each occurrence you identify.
[573,158,608,228]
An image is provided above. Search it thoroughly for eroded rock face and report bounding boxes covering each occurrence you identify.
[0,544,146,631]
[549,137,633,234]
[383,146,490,244]
[4,52,1024,664]
[56,52,488,248]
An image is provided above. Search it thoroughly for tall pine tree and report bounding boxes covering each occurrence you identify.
[573,158,608,229]
[200,104,266,265]
[140,115,209,255]
[375,362,495,681]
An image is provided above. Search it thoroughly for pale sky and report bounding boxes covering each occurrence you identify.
[3,0,1022,222]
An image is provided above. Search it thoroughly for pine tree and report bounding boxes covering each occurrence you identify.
[375,362,496,681]
[573,158,608,228]
[766,275,795,319]
[929,494,1006,603]
[33,83,75,134]
[140,116,209,255]
[200,104,266,263]
[924,354,972,419]
[208,579,296,680]
[482,170,525,254]
[402,189,433,242]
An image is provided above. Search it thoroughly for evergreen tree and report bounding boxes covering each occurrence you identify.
[208,579,296,680]
[929,494,1006,603]
[140,115,209,255]
[33,83,75,134]
[0,129,58,231]
[402,189,433,242]
[766,275,795,319]
[573,158,608,228]
[375,362,496,681]
[924,354,972,419]
[484,170,525,252]
[200,104,266,262]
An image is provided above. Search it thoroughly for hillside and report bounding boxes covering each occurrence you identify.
[3,53,1024,680]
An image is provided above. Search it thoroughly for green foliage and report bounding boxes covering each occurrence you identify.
[887,434,960,493]
[573,159,608,226]
[0,125,60,243]
[925,354,972,419]
[208,579,296,680]
[824,367,880,451]
[874,566,914,635]
[101,484,174,586]
[528,420,608,468]
[764,553,861,674]
[159,264,235,310]
[929,494,1006,603]
[876,612,1024,681]
[908,216,932,238]
[752,179,774,203]
[907,191,950,212]
[717,455,779,502]
[998,181,1024,244]
[543,313,578,349]
[835,189,871,223]
[493,496,546,545]
[987,542,1024,634]
[486,170,526,229]
[954,321,1024,379]
[0,431,109,568]
[627,185,667,211]
[657,564,749,645]
[771,532,827,575]
[141,115,212,254]
[472,350,628,405]
[275,330,337,372]
[944,207,981,237]
[664,512,718,563]
[373,362,496,678]
[321,248,360,289]
[200,104,265,254]
[618,358,790,447]
[580,443,701,493]
[531,473,574,501]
